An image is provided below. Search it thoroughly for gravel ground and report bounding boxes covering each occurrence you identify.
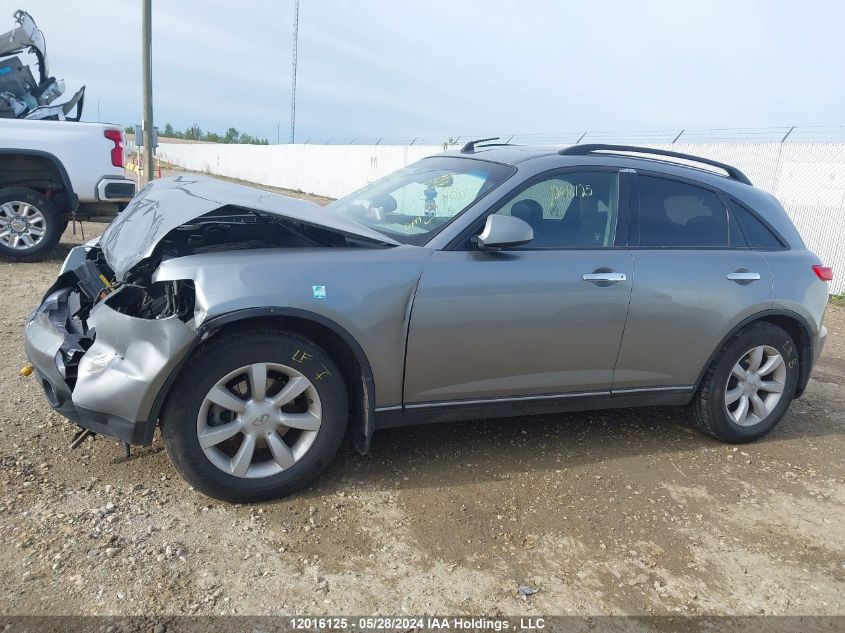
[0,187,843,618]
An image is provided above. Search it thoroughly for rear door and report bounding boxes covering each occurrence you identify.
[403,168,633,405]
[613,173,774,392]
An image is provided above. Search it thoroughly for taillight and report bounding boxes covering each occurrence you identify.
[812,265,833,282]
[104,129,124,168]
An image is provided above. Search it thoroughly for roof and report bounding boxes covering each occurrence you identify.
[439,143,756,191]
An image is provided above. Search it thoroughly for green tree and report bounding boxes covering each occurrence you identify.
[184,123,202,140]
[153,122,268,144]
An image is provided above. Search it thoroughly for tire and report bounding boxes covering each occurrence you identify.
[690,322,799,443]
[161,328,348,502]
[0,187,63,262]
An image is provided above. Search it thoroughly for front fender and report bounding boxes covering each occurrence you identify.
[153,246,432,407]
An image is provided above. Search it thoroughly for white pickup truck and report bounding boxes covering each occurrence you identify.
[0,119,136,261]
[0,9,136,261]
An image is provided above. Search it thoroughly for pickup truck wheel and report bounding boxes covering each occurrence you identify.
[161,329,348,502]
[0,187,62,262]
[690,322,799,443]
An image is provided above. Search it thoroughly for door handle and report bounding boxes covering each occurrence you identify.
[726,271,761,282]
[583,272,627,283]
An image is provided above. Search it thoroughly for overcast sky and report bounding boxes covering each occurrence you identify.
[6,0,845,142]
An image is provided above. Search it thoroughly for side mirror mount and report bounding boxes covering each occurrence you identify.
[472,214,534,250]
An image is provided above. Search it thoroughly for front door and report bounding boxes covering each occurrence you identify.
[403,168,633,405]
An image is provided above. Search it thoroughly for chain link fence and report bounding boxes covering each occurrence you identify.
[294,125,845,146]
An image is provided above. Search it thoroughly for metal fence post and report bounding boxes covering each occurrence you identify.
[781,126,796,143]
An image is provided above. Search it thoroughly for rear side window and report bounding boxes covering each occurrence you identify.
[728,199,785,249]
[637,176,728,247]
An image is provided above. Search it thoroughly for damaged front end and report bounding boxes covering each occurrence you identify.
[24,242,197,445]
[24,176,395,447]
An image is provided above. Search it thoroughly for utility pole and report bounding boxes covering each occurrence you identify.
[289,0,300,144]
[141,0,155,184]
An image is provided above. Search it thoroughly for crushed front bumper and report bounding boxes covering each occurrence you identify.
[24,269,196,445]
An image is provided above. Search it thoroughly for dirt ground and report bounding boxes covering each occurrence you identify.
[0,187,843,618]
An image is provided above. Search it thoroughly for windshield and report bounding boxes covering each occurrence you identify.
[326,157,515,245]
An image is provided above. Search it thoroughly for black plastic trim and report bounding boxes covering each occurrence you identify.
[102,181,136,199]
[375,388,693,429]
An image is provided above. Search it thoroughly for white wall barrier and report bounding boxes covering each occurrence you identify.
[157,143,443,200]
[157,141,845,294]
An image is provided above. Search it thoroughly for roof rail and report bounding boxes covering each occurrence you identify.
[460,137,500,153]
[559,144,752,185]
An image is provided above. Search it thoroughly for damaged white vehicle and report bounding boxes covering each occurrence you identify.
[1,10,84,120]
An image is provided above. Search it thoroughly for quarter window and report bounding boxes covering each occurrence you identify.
[495,171,619,248]
[728,199,784,249]
[637,176,728,247]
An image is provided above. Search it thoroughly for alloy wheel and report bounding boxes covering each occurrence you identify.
[197,362,322,478]
[0,201,47,250]
[724,345,786,427]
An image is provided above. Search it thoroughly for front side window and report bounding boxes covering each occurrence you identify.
[327,157,514,245]
[495,171,619,248]
[637,176,728,247]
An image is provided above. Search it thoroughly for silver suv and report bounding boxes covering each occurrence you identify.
[24,143,832,502]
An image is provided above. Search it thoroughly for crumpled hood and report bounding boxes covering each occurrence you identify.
[100,175,398,277]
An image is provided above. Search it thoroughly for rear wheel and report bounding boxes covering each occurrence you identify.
[0,187,62,262]
[161,329,348,502]
[690,322,799,443]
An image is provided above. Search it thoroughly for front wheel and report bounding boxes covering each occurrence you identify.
[690,322,800,443]
[0,187,63,262]
[161,329,348,502]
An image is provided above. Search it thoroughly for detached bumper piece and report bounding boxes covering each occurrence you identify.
[24,264,195,445]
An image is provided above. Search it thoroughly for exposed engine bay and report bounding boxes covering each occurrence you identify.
[121,206,354,285]
[44,204,386,393]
